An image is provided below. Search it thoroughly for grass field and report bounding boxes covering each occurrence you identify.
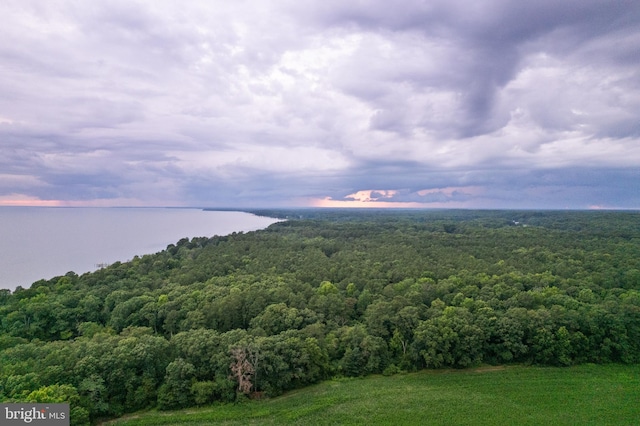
[102,364,640,425]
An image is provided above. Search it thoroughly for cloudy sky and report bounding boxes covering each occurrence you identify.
[1,0,639,209]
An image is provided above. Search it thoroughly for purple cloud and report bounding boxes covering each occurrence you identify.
[0,0,638,208]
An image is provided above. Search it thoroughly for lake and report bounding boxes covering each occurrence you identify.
[0,207,280,291]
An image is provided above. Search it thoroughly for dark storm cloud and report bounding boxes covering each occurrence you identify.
[294,0,640,138]
[1,0,639,208]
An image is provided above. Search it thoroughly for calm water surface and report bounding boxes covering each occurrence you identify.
[0,207,279,291]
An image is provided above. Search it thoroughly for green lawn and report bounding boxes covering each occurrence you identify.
[102,364,640,425]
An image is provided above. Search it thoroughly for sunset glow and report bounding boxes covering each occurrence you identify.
[0,196,152,208]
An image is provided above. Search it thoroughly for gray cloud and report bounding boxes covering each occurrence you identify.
[0,0,639,208]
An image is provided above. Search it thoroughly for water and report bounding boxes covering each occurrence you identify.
[0,207,280,291]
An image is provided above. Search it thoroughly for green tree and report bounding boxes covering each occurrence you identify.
[414,307,485,368]
[157,358,196,410]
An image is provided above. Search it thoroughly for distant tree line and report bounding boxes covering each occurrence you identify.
[1,210,639,425]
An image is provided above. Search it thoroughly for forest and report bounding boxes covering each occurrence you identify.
[1,209,639,425]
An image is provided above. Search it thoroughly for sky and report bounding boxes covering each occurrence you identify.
[1,0,639,209]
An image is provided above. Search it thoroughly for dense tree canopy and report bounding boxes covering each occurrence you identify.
[1,209,639,424]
